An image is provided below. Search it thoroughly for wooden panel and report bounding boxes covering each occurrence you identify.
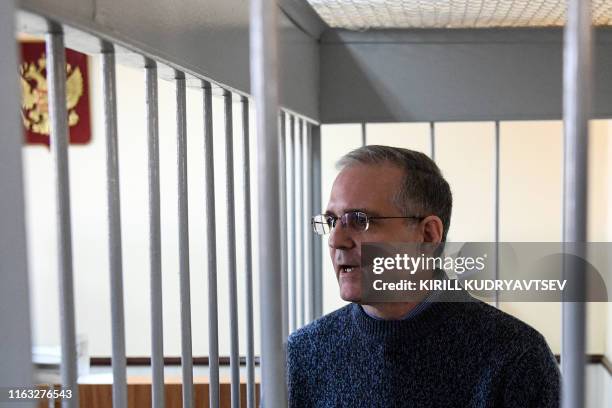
[36,381,260,407]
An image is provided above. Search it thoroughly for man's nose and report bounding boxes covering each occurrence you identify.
[328,222,355,250]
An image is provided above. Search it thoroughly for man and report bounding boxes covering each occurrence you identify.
[287,145,560,407]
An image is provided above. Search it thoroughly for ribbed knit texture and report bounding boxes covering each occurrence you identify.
[287,289,560,407]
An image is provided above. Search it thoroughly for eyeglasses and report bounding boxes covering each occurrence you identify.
[311,211,425,235]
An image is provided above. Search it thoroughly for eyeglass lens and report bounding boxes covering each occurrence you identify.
[312,211,369,235]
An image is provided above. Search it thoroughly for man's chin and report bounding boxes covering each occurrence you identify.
[339,289,362,303]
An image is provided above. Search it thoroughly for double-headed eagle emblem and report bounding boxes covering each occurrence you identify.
[20,54,83,135]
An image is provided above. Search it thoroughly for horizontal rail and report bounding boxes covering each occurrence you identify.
[16,1,320,121]
[89,357,262,366]
[84,354,612,375]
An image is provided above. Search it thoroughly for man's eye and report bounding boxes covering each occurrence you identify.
[353,213,368,226]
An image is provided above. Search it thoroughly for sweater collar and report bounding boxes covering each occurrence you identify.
[351,286,475,343]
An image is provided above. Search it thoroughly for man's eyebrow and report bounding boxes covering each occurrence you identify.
[325,208,379,216]
[345,208,370,214]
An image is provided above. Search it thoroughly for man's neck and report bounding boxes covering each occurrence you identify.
[361,269,437,320]
[361,302,421,320]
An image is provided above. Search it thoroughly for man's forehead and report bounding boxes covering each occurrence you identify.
[326,163,403,214]
[324,206,381,216]
[334,162,403,183]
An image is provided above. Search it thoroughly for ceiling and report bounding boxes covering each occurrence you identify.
[307,0,612,29]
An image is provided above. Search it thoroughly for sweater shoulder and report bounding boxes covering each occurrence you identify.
[287,303,353,349]
[466,300,560,402]
[460,298,550,350]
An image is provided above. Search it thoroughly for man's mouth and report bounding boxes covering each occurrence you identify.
[339,265,359,273]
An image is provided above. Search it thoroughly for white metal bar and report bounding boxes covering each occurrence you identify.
[240,96,256,408]
[296,119,305,327]
[250,0,288,403]
[361,122,366,146]
[288,115,297,333]
[310,125,323,319]
[46,22,79,408]
[561,1,591,408]
[494,121,500,308]
[303,123,313,322]
[47,385,55,408]
[0,1,34,404]
[175,72,194,408]
[223,89,241,408]
[145,59,165,408]
[202,80,220,408]
[429,122,435,161]
[102,41,127,408]
[279,112,289,337]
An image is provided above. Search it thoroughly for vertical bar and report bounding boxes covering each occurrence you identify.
[47,386,55,408]
[279,112,289,337]
[288,115,297,333]
[304,123,314,322]
[175,72,193,408]
[562,1,591,408]
[361,122,367,146]
[494,121,500,308]
[429,122,435,161]
[240,96,256,408]
[202,80,220,408]
[296,119,305,327]
[310,125,323,320]
[249,0,288,403]
[145,59,165,408]
[46,22,79,408]
[102,41,127,408]
[0,1,34,404]
[223,89,240,408]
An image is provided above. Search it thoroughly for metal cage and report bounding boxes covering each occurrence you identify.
[0,0,605,407]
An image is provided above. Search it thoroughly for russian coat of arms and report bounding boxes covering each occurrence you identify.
[19,41,91,146]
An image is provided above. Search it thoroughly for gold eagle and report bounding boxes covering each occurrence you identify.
[20,55,84,135]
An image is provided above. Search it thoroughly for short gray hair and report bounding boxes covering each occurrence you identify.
[336,145,452,241]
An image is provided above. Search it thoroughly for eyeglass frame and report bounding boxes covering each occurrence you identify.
[311,210,426,235]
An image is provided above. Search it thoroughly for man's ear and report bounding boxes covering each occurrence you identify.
[421,215,443,244]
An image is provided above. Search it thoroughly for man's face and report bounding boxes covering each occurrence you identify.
[326,163,423,302]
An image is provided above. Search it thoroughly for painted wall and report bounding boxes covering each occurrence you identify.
[320,28,612,123]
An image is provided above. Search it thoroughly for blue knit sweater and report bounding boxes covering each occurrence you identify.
[287,289,560,407]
